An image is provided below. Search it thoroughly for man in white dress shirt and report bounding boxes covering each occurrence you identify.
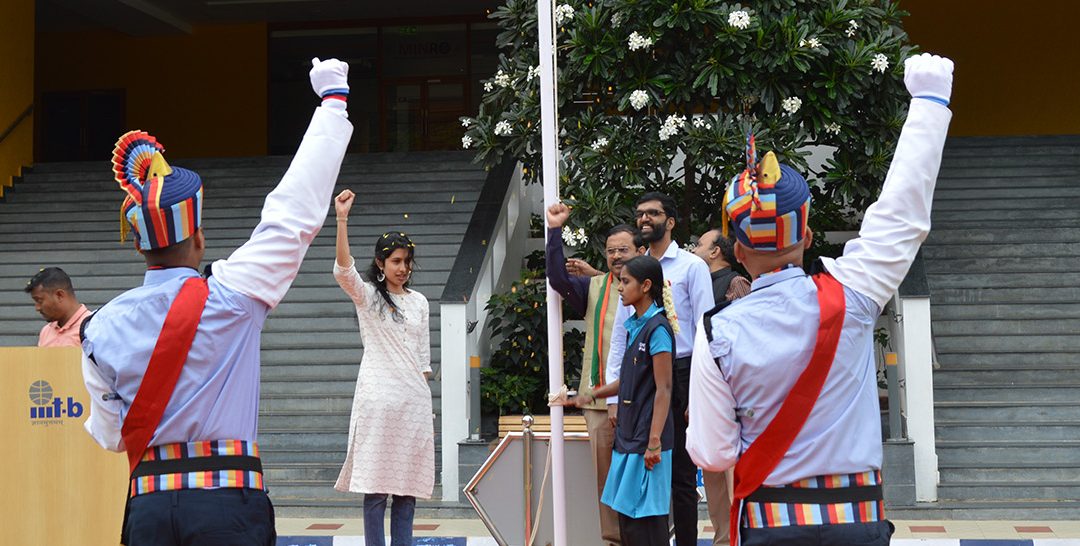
[685,53,954,546]
[606,191,713,546]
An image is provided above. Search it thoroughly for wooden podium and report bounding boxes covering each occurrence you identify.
[0,347,128,544]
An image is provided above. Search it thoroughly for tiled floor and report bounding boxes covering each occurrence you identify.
[276,517,1080,543]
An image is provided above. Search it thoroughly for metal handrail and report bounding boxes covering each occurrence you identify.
[0,104,33,147]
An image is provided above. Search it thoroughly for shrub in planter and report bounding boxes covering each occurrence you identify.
[482,268,586,416]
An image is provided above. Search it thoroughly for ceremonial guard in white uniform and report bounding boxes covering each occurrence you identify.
[80,58,354,545]
[686,53,955,546]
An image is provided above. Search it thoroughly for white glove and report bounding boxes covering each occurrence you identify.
[310,57,350,98]
[904,53,954,105]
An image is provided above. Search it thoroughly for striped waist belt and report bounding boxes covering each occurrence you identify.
[129,440,264,498]
[743,470,884,529]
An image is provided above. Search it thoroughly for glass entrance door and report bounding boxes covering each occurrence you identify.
[382,78,466,151]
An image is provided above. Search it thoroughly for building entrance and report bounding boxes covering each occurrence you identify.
[383,77,466,152]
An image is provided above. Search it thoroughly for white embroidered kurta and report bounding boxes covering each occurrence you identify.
[333,258,434,498]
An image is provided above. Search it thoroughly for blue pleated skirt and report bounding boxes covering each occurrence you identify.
[600,449,673,518]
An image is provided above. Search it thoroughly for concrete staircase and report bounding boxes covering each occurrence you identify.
[0,151,487,517]
[912,134,1080,518]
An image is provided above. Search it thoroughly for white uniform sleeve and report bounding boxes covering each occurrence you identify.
[80,352,125,452]
[604,299,630,404]
[821,99,952,309]
[686,317,739,472]
[212,106,354,308]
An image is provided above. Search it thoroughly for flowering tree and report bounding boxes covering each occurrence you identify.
[462,0,917,260]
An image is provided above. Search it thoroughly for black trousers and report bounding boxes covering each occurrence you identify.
[124,488,275,546]
[618,513,669,546]
[741,520,894,546]
[670,357,697,546]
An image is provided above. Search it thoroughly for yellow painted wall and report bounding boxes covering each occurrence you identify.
[36,23,268,158]
[904,0,1080,136]
[0,0,35,197]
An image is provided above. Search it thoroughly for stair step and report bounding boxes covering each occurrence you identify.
[925,256,1076,274]
[934,384,1080,402]
[935,401,1080,421]
[939,463,1080,483]
[933,318,1080,336]
[886,500,1080,520]
[934,366,1080,384]
[936,440,1080,464]
[935,420,1080,441]
[936,334,1080,353]
[934,352,1080,366]
[926,272,1080,289]
[937,481,1080,502]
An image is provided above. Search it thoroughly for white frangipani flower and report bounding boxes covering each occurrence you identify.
[494,120,513,136]
[692,117,707,128]
[527,65,542,82]
[728,10,751,30]
[871,53,889,73]
[628,31,654,51]
[562,227,588,247]
[590,137,609,151]
[611,12,624,27]
[483,81,494,93]
[461,118,471,128]
[494,69,511,88]
[845,19,859,37]
[824,122,841,135]
[800,37,822,49]
[461,135,473,149]
[658,114,686,141]
[629,89,649,110]
[781,96,803,115]
[554,4,575,26]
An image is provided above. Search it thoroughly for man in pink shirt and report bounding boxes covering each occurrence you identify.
[26,267,90,348]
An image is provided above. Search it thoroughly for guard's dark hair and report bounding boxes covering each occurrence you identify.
[621,255,665,304]
[605,224,637,243]
[25,267,75,296]
[364,231,416,322]
[636,191,678,222]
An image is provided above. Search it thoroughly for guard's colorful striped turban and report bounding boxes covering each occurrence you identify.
[722,135,810,252]
[111,131,203,251]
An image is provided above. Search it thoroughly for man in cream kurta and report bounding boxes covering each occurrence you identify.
[546,202,641,546]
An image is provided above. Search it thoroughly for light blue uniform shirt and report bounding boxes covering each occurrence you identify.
[605,241,712,401]
[83,268,269,446]
[624,302,673,356]
[80,106,354,452]
[708,267,883,485]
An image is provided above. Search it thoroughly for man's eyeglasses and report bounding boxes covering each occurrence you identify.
[605,246,634,257]
[634,208,666,219]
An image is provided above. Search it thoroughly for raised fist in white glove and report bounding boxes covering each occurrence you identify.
[904,53,954,105]
[310,57,350,98]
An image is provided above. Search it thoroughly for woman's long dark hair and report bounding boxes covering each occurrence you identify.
[364,231,416,322]
[621,255,664,305]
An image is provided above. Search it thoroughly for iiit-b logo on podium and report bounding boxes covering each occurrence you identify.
[28,380,83,426]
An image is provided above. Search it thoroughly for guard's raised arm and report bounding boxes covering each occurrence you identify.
[822,53,955,309]
[213,58,355,308]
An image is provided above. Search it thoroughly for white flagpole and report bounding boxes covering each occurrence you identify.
[536,0,567,545]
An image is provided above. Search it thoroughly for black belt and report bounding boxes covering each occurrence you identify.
[674,356,692,367]
[747,483,883,505]
[130,454,263,480]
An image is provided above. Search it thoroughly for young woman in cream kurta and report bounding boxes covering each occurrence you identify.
[331,189,434,546]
